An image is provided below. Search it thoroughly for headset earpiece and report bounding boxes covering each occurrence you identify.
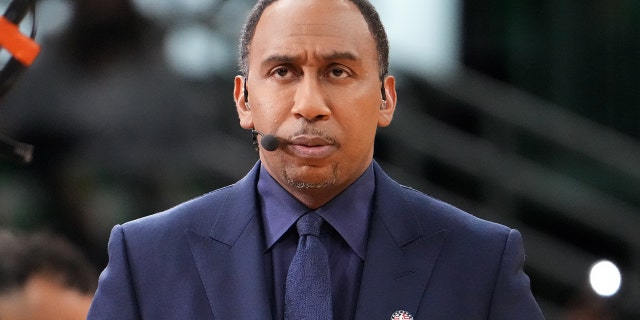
[243,78,249,103]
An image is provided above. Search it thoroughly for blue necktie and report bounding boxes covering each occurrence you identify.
[284,212,333,320]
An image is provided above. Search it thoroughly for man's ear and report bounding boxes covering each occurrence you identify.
[234,75,253,129]
[378,75,397,127]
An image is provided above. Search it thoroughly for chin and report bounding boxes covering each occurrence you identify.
[283,165,337,190]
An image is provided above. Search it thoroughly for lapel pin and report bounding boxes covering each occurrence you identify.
[391,310,414,320]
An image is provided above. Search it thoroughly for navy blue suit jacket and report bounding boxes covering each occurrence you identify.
[88,161,544,319]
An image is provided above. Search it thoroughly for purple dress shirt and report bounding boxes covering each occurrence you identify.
[258,163,374,320]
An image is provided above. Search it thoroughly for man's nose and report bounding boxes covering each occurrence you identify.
[291,77,331,122]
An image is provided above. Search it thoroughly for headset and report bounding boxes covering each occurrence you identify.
[0,0,39,163]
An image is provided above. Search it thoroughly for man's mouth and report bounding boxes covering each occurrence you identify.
[287,135,337,158]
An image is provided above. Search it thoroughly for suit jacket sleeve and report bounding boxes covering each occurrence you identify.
[489,229,544,319]
[87,224,141,319]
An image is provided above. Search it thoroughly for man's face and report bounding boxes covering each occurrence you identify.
[235,0,396,208]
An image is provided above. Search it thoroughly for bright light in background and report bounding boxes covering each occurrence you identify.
[132,0,220,21]
[589,260,622,297]
[371,0,460,79]
[163,23,232,80]
[36,0,73,38]
[0,50,9,67]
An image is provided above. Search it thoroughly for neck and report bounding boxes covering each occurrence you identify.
[286,187,344,210]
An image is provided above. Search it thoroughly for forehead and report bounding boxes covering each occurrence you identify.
[250,0,376,65]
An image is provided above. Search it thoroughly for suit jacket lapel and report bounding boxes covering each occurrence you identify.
[355,163,447,319]
[184,161,446,319]
[187,163,272,319]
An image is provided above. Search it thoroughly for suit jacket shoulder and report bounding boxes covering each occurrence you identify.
[371,161,511,245]
[88,162,270,319]
[356,162,543,319]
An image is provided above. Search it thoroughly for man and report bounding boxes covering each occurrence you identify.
[88,0,544,319]
[0,229,97,320]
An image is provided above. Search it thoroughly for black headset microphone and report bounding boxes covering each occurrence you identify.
[251,129,279,152]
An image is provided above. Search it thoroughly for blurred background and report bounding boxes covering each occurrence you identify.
[0,0,638,318]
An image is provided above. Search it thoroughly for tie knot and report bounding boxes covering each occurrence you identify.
[296,212,323,237]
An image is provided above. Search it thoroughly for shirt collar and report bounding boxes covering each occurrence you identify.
[258,163,375,260]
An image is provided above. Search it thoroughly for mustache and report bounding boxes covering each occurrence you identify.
[289,125,339,146]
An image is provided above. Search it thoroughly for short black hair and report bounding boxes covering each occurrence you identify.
[0,229,97,295]
[238,0,389,79]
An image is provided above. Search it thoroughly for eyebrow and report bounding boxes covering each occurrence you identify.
[322,51,359,61]
[262,51,360,65]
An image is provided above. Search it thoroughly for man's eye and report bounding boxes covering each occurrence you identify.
[329,68,348,78]
[274,67,290,77]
